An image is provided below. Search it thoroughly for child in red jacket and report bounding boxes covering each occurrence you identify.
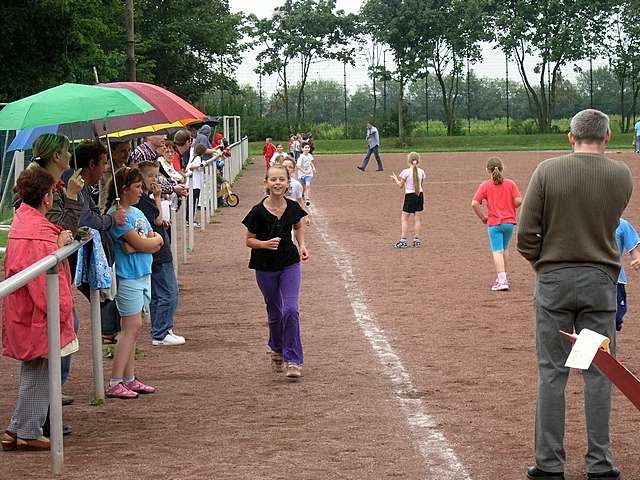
[262,137,277,169]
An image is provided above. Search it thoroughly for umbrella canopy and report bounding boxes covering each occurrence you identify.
[99,82,206,132]
[104,121,185,141]
[0,83,154,131]
[7,122,98,151]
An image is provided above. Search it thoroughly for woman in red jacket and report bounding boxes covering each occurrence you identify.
[1,167,76,452]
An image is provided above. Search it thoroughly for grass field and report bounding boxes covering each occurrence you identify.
[249,132,637,155]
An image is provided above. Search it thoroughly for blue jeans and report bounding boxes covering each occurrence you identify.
[255,262,303,365]
[150,262,179,340]
[361,145,383,170]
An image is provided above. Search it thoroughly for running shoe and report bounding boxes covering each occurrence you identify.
[491,280,509,291]
[412,239,421,248]
[286,363,302,379]
[271,352,284,373]
[106,382,138,399]
[394,240,408,249]
[123,378,156,394]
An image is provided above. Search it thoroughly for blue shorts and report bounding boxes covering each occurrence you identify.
[299,175,313,185]
[487,223,515,253]
[115,275,151,317]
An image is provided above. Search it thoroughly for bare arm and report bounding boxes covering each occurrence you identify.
[293,221,309,261]
[246,231,280,251]
[630,245,640,270]
[390,172,406,189]
[471,199,488,223]
[121,229,163,253]
[513,196,523,208]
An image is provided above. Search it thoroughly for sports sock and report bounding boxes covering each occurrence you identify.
[123,375,135,383]
[497,272,507,283]
[109,377,124,387]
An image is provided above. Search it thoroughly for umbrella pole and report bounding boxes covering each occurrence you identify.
[103,126,120,207]
[71,129,77,170]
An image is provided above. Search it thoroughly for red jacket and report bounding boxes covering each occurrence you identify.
[263,143,277,167]
[2,203,75,361]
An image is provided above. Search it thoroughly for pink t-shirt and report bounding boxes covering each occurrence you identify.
[473,178,521,226]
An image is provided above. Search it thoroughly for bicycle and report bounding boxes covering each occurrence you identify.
[217,172,239,207]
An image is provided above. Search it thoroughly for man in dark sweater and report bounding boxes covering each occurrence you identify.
[518,109,632,480]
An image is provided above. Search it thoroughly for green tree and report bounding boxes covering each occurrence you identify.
[251,8,297,129]
[253,0,358,130]
[494,0,609,132]
[428,0,491,135]
[0,0,129,101]
[135,0,245,103]
[605,0,640,132]
[361,0,432,144]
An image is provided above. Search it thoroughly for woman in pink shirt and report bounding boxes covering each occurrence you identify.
[471,157,522,291]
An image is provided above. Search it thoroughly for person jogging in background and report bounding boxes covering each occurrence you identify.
[471,157,522,291]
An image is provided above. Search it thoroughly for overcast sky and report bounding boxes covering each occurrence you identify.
[229,0,606,95]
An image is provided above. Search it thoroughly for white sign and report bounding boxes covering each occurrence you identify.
[565,329,610,370]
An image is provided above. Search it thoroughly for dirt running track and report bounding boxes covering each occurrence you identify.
[1,148,640,480]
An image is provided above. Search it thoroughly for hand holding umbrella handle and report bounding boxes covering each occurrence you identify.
[66,168,85,200]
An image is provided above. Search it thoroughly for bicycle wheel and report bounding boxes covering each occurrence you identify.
[225,193,239,207]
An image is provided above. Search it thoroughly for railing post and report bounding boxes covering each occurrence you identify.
[89,288,105,400]
[200,162,209,232]
[180,198,187,264]
[170,205,178,277]
[212,165,218,214]
[188,178,194,251]
[46,266,64,475]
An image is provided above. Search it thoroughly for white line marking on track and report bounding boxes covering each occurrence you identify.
[308,204,472,480]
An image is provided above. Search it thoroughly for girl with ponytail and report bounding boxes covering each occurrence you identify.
[390,152,426,248]
[471,157,522,291]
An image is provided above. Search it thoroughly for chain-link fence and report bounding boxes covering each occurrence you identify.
[213,48,637,141]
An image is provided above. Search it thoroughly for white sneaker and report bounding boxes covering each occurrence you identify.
[152,332,186,346]
[168,329,185,342]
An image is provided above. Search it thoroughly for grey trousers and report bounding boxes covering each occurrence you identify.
[8,358,49,439]
[534,267,617,474]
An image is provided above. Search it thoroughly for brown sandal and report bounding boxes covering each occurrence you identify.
[16,437,50,451]
[1,431,17,451]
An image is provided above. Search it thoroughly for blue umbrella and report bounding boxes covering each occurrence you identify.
[7,122,98,152]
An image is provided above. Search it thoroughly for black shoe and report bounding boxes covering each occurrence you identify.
[587,468,621,479]
[62,394,74,406]
[376,168,384,171]
[527,466,564,480]
[356,165,365,171]
[42,423,72,437]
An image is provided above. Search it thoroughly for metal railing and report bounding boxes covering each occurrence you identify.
[0,238,105,475]
[170,136,249,263]
[0,135,250,474]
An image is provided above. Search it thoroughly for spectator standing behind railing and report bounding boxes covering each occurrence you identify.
[99,140,131,214]
[135,161,185,346]
[1,167,76,452]
[104,167,163,399]
[24,134,86,419]
[129,135,187,198]
[64,141,127,344]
